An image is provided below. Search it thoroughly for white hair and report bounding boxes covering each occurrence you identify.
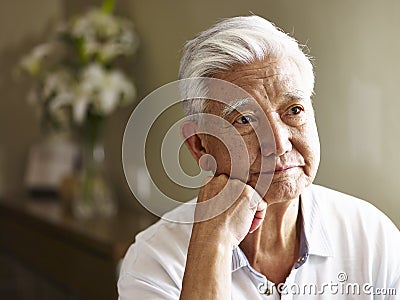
[178,15,314,120]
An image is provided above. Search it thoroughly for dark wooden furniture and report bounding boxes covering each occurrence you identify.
[0,198,156,299]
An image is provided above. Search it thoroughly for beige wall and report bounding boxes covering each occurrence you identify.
[0,1,63,197]
[1,0,399,226]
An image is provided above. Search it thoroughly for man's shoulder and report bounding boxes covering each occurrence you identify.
[309,184,386,214]
[308,184,399,238]
[120,201,193,261]
[134,201,195,244]
[118,203,195,296]
[308,184,400,283]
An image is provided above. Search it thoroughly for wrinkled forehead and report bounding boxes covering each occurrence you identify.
[204,57,308,115]
[203,78,259,116]
[218,56,301,80]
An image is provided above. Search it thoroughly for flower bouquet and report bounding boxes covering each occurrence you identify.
[18,0,139,217]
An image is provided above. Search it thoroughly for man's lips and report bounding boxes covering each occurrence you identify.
[253,166,300,175]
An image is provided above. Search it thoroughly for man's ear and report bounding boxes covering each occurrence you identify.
[180,121,207,166]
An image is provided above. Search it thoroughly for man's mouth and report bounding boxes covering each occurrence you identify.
[254,166,299,175]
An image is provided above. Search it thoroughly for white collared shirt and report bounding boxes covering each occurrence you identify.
[118,185,400,299]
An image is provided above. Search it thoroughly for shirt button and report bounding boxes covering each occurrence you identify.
[258,283,271,295]
[297,256,305,263]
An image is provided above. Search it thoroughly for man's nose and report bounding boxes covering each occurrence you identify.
[260,117,292,157]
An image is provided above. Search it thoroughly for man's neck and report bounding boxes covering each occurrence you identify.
[239,197,301,284]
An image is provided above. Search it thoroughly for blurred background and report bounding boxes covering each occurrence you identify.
[0,0,399,299]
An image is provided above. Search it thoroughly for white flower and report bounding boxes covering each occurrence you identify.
[76,64,135,117]
[19,43,53,75]
[49,92,73,113]
[109,70,136,105]
[70,64,104,123]
[72,96,90,124]
[68,8,138,62]
[18,4,138,130]
[96,70,132,114]
[42,70,73,100]
[72,10,120,39]
[80,63,106,92]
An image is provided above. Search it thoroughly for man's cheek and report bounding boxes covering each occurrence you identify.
[241,134,262,164]
[206,130,255,178]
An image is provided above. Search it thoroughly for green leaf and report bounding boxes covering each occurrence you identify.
[101,0,115,14]
[75,37,88,64]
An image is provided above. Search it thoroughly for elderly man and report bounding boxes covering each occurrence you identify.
[118,16,400,299]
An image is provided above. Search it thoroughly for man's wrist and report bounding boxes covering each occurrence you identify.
[190,221,235,250]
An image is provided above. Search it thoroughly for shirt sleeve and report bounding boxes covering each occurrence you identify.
[118,272,180,300]
[117,243,182,300]
[117,223,188,300]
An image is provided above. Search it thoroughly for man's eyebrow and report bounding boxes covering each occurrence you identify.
[282,90,307,101]
[220,98,252,118]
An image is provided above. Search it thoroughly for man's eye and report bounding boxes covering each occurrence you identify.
[287,106,304,115]
[234,115,254,124]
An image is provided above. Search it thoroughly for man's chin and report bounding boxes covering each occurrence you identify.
[258,180,305,205]
[246,174,273,197]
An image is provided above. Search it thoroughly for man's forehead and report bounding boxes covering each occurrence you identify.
[208,57,306,102]
[217,56,301,81]
[205,59,306,110]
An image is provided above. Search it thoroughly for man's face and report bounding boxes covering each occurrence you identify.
[200,56,320,204]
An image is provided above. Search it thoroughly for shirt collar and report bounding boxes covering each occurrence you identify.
[232,247,248,272]
[300,184,334,258]
[231,184,334,272]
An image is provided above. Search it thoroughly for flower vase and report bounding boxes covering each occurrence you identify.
[73,117,117,218]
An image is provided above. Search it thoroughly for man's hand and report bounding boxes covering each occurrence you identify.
[180,174,267,300]
[194,174,267,248]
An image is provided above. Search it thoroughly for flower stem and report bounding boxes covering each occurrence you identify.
[101,0,115,14]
